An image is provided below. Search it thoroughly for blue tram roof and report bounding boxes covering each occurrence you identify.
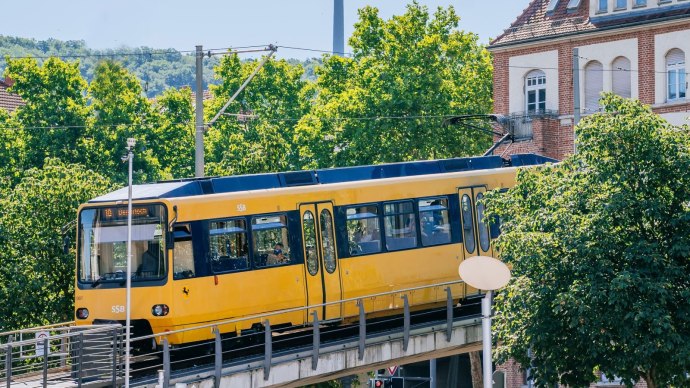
[89,153,557,203]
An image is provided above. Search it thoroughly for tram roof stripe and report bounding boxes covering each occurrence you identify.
[88,154,557,203]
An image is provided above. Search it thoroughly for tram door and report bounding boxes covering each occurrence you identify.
[299,202,343,322]
[458,187,495,295]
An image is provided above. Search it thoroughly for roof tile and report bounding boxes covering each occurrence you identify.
[491,0,594,47]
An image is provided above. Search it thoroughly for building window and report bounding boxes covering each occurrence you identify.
[598,0,608,12]
[633,0,646,7]
[666,49,686,102]
[546,0,559,13]
[615,0,627,9]
[525,70,546,114]
[567,0,583,10]
[611,56,631,98]
[584,60,604,113]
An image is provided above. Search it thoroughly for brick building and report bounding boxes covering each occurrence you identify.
[488,0,690,161]
[0,77,24,113]
[487,0,688,386]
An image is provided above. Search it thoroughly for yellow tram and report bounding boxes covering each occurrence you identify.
[74,154,554,345]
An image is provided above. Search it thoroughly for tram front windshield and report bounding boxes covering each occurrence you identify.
[78,205,167,285]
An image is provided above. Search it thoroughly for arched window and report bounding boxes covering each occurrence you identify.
[611,56,631,99]
[666,49,686,102]
[584,60,603,113]
[525,69,546,114]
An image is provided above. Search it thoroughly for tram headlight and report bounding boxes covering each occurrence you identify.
[76,308,89,320]
[151,304,169,317]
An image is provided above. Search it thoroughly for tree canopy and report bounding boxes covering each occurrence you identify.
[485,95,690,388]
[0,1,494,330]
[0,160,112,329]
[294,2,493,168]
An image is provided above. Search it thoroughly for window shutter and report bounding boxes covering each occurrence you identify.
[612,57,631,98]
[667,49,685,67]
[585,61,603,113]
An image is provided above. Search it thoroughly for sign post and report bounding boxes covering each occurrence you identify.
[35,331,49,357]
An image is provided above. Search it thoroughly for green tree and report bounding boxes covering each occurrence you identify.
[85,60,163,183]
[485,95,690,388]
[150,87,195,179]
[295,2,493,168]
[4,57,90,168]
[0,159,112,330]
[0,109,25,186]
[205,54,310,175]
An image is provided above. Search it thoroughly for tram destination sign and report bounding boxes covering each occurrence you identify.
[100,206,150,221]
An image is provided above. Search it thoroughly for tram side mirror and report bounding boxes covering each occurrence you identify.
[166,231,174,249]
[63,236,71,254]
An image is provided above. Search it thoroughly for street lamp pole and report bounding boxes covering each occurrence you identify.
[482,290,493,388]
[458,256,511,388]
[124,137,136,388]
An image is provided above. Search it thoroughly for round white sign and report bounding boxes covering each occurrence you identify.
[458,256,511,291]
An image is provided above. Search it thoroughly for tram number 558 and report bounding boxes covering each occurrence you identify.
[112,305,125,313]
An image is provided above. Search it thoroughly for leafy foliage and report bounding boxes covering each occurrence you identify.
[205,54,311,175]
[85,60,164,183]
[0,36,220,97]
[484,95,690,388]
[5,57,90,168]
[295,2,493,168]
[0,36,324,97]
[0,2,494,332]
[0,160,112,330]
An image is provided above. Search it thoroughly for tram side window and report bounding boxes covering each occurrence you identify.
[252,214,291,268]
[461,195,476,253]
[303,211,318,275]
[418,197,451,246]
[320,209,337,273]
[173,223,195,279]
[209,219,249,273]
[384,201,417,251]
[476,193,490,252]
[346,205,382,256]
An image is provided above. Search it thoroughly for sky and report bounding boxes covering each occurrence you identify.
[0,0,532,59]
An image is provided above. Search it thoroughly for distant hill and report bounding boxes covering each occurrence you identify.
[0,36,321,97]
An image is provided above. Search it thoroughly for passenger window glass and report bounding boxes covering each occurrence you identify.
[320,209,337,274]
[252,214,290,268]
[384,201,417,251]
[303,211,318,275]
[418,198,451,247]
[173,223,195,279]
[346,205,381,256]
[461,195,476,253]
[209,219,248,273]
[476,193,490,252]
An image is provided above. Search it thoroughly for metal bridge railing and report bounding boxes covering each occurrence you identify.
[128,279,475,387]
[0,323,123,387]
[1,280,477,387]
